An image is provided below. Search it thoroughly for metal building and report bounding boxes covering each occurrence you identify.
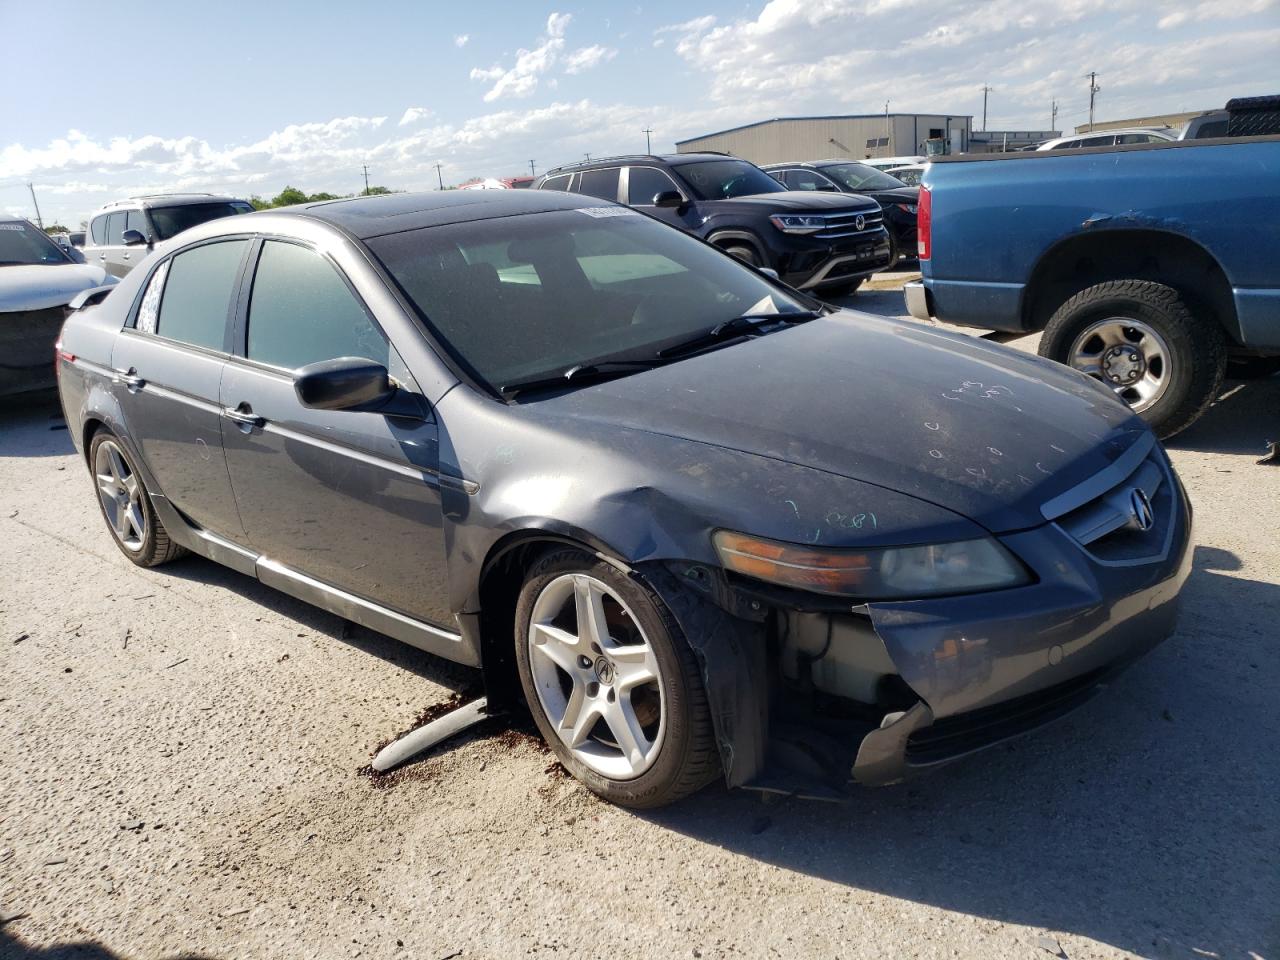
[675,113,974,165]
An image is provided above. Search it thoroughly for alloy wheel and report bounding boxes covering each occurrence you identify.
[526,573,666,779]
[1068,316,1172,412]
[94,439,146,552]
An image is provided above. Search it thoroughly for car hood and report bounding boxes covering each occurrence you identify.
[543,312,1148,534]
[729,190,881,213]
[0,263,115,312]
[860,186,919,205]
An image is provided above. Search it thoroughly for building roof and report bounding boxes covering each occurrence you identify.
[675,113,975,145]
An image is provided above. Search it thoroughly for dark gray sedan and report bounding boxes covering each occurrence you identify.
[56,190,1191,807]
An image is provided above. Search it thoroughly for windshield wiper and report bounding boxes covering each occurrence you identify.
[656,310,822,360]
[499,359,661,399]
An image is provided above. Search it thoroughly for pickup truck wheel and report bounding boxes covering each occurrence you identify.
[514,549,720,809]
[722,244,761,268]
[1039,280,1226,439]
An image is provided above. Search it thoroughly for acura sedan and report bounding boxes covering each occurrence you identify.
[57,190,1191,807]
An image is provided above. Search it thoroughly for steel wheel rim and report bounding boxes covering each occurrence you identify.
[527,573,666,780]
[1068,316,1172,412]
[94,440,146,552]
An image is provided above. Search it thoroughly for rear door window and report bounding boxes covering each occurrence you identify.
[154,240,249,351]
[246,240,388,370]
[105,212,126,245]
[90,216,108,245]
[575,168,621,201]
[125,210,149,237]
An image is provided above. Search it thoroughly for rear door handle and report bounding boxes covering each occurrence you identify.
[112,367,145,392]
[223,404,265,430]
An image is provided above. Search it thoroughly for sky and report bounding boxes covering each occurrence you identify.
[3,0,1278,227]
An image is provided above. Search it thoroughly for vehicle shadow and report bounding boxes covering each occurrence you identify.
[152,552,477,693]
[1166,372,1280,456]
[0,928,216,960]
[0,389,74,459]
[639,543,1280,959]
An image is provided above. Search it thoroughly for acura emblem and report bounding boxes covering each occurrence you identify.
[855,214,866,231]
[1129,488,1154,531]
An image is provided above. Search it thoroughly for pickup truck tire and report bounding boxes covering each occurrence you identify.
[1039,280,1226,439]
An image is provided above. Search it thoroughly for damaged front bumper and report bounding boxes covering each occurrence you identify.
[654,458,1193,798]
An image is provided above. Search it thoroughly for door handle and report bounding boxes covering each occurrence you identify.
[112,367,145,392]
[98,254,107,261]
[223,404,265,429]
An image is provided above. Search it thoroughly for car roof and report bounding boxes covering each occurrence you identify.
[260,189,620,240]
[543,152,735,176]
[1039,128,1176,148]
[92,193,246,213]
[762,159,872,169]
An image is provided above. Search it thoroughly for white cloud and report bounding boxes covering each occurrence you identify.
[469,11,584,102]
[563,44,617,74]
[1158,0,1276,28]
[398,107,431,126]
[454,33,470,47]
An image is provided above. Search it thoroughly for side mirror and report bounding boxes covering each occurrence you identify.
[121,229,148,247]
[653,190,685,210]
[294,357,395,411]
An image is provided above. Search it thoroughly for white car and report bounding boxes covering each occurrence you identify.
[1,217,116,396]
[1035,128,1176,151]
[863,155,926,171]
[884,164,926,187]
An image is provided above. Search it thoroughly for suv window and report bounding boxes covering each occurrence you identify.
[125,210,149,237]
[540,174,573,192]
[90,215,107,245]
[155,240,249,351]
[149,201,252,241]
[105,212,126,245]
[575,168,620,201]
[247,240,388,370]
[781,169,838,192]
[627,166,680,205]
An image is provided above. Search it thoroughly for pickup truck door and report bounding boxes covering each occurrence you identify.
[108,239,252,543]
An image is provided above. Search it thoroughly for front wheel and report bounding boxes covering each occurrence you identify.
[819,277,864,298]
[1038,280,1226,438]
[514,549,719,808]
[722,244,762,268]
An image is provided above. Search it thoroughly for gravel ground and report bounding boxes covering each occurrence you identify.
[2,298,1278,960]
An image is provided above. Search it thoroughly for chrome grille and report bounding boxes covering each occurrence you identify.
[815,210,884,240]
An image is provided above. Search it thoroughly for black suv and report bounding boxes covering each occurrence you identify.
[763,160,919,268]
[534,154,891,295]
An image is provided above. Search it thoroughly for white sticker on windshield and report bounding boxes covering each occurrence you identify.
[575,206,640,218]
[0,223,25,231]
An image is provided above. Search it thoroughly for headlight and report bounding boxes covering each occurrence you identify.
[896,203,917,214]
[712,530,1030,599]
[769,214,826,235]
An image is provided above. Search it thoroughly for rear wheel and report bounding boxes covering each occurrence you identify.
[1039,280,1226,438]
[514,549,719,808]
[89,430,186,567]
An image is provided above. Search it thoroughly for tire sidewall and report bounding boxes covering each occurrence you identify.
[88,430,163,566]
[513,550,703,805]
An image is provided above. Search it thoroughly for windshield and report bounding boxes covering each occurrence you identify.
[368,207,811,391]
[149,201,253,241]
[887,167,922,186]
[670,159,786,201]
[822,163,909,192]
[0,221,71,266]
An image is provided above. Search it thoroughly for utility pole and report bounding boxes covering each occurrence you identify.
[584,153,592,162]
[529,159,536,177]
[27,183,44,229]
[1086,72,1100,131]
[980,85,992,131]
[1051,99,1059,132]
[433,162,444,190]
[361,164,371,196]
[642,127,653,154]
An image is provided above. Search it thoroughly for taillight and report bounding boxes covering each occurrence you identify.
[917,185,932,261]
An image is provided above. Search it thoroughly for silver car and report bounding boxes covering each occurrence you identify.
[83,193,253,278]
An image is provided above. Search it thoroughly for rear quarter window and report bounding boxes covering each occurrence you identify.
[540,174,573,191]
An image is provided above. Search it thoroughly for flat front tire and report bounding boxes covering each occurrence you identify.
[1038,280,1226,438]
[88,429,186,567]
[514,549,719,808]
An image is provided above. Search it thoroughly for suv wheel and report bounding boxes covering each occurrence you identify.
[819,278,864,298]
[89,430,186,567]
[514,549,719,808]
[1039,280,1226,438]
[722,244,761,268]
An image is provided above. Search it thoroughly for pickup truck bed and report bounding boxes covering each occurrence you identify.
[907,135,1280,436]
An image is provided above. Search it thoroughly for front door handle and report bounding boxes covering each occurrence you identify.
[112,367,145,392]
[223,404,265,430]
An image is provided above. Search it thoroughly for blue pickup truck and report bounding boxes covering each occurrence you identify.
[905,135,1280,436]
